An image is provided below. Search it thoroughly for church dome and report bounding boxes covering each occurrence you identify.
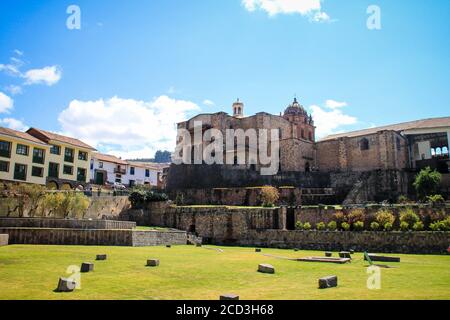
[284,98,307,116]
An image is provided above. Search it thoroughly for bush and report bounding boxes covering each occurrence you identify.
[427,194,445,205]
[333,211,346,226]
[316,222,326,231]
[129,190,168,208]
[353,221,364,231]
[413,167,442,200]
[347,209,365,224]
[370,222,380,231]
[327,221,337,231]
[303,222,312,230]
[399,208,420,226]
[295,221,304,230]
[429,221,444,231]
[400,221,410,232]
[397,195,410,204]
[341,222,350,231]
[413,221,424,231]
[129,190,146,208]
[384,222,393,231]
[260,186,279,207]
[42,191,89,218]
[375,209,395,226]
[145,191,169,202]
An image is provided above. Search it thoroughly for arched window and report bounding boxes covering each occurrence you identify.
[360,138,369,151]
[436,147,442,156]
[442,146,449,155]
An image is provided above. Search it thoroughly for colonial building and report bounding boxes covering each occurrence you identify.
[90,153,129,186]
[26,128,96,190]
[0,127,50,185]
[167,98,450,203]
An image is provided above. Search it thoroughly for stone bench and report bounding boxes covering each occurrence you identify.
[220,294,239,300]
[339,251,351,259]
[147,259,160,267]
[325,252,332,257]
[258,264,275,274]
[80,262,94,273]
[364,254,400,263]
[55,277,76,292]
[0,234,8,246]
[318,276,338,289]
[96,254,107,261]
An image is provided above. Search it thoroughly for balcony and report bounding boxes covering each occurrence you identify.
[114,167,126,174]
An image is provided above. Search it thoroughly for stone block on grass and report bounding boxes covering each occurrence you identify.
[339,251,351,259]
[147,259,160,267]
[255,248,261,253]
[80,262,94,273]
[0,234,8,246]
[318,276,338,289]
[220,294,239,300]
[96,254,107,261]
[166,245,171,248]
[55,277,76,292]
[258,264,275,274]
[325,252,332,257]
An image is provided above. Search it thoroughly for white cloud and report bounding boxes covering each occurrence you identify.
[4,85,22,95]
[242,0,331,22]
[203,99,215,106]
[0,118,28,131]
[310,100,357,138]
[325,99,347,109]
[58,95,200,159]
[23,66,62,86]
[14,49,24,56]
[0,92,14,113]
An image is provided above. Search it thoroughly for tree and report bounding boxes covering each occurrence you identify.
[154,150,171,163]
[413,167,441,200]
[259,186,279,207]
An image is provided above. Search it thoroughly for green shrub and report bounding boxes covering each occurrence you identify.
[129,190,146,208]
[413,167,442,200]
[260,186,279,207]
[341,222,350,231]
[397,195,410,204]
[353,221,364,231]
[333,211,345,226]
[327,221,337,231]
[399,208,420,226]
[316,222,326,231]
[429,221,444,231]
[295,221,304,230]
[439,217,450,231]
[129,190,169,208]
[427,194,445,205]
[370,222,380,231]
[145,191,169,202]
[400,221,410,231]
[303,222,312,230]
[375,209,395,226]
[384,222,393,231]
[413,221,424,231]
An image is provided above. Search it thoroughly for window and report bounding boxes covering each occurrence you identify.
[16,144,29,156]
[145,169,150,177]
[396,138,401,151]
[129,180,135,188]
[50,145,61,155]
[0,140,12,158]
[130,167,135,175]
[360,138,369,151]
[63,165,73,175]
[308,132,313,141]
[0,160,9,172]
[78,151,88,161]
[49,162,59,178]
[31,166,44,177]
[13,163,27,181]
[64,148,74,163]
[32,148,45,164]
[77,168,87,182]
[99,161,104,169]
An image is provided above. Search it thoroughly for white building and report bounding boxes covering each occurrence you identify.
[90,153,129,186]
[91,153,168,188]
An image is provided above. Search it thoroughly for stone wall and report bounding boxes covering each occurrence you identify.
[0,196,131,219]
[233,230,450,254]
[0,217,136,230]
[0,228,187,247]
[0,233,8,246]
[317,131,409,173]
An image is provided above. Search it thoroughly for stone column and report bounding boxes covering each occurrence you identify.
[278,206,287,230]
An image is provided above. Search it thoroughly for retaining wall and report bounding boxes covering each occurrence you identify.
[0,228,187,247]
[0,218,136,230]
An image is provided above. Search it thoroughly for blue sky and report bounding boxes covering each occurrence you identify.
[0,0,449,158]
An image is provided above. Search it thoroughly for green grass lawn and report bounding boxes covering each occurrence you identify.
[0,245,449,300]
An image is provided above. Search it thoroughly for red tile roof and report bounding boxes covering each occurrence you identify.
[27,128,96,150]
[93,153,128,165]
[0,127,49,146]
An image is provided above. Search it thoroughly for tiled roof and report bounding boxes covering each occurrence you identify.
[93,153,128,165]
[0,127,48,146]
[320,117,450,141]
[127,161,170,170]
[27,128,96,150]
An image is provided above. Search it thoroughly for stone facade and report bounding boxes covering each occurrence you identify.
[0,228,187,247]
